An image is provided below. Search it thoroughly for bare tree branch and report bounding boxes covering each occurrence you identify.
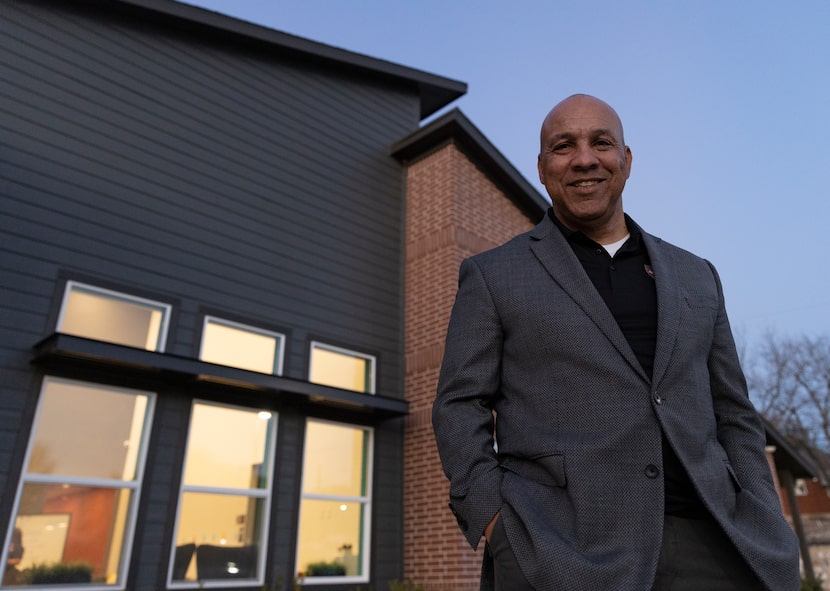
[748,334,830,482]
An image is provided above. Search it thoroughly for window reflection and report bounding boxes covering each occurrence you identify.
[2,378,153,587]
[172,493,263,582]
[4,485,133,585]
[199,317,284,375]
[296,420,371,580]
[169,402,275,585]
[296,500,364,577]
[309,343,375,394]
[58,282,169,351]
[27,379,148,480]
[182,404,271,490]
[302,422,368,497]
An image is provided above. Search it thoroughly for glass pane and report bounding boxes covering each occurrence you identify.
[183,405,272,489]
[172,493,263,582]
[28,379,150,480]
[59,285,167,351]
[296,500,364,578]
[309,346,372,393]
[3,484,132,586]
[302,422,368,497]
[200,319,280,374]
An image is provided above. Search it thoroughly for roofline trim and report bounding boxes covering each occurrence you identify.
[103,0,467,117]
[391,108,549,219]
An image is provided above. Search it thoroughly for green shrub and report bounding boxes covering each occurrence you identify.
[26,562,93,584]
[304,560,346,577]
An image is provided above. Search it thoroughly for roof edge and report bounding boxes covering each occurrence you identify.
[95,0,467,118]
[764,417,820,480]
[391,108,549,219]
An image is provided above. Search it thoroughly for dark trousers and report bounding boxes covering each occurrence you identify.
[487,515,535,591]
[486,514,764,591]
[651,514,764,591]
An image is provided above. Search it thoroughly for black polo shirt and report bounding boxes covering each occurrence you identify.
[548,208,705,517]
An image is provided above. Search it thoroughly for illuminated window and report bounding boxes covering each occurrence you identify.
[168,402,276,587]
[199,317,284,375]
[1,378,154,587]
[57,281,170,351]
[295,420,372,582]
[309,342,375,394]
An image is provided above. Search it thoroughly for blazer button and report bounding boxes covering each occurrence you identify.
[654,394,662,405]
[644,464,660,479]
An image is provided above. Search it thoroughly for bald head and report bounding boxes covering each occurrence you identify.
[539,94,626,153]
[536,94,632,243]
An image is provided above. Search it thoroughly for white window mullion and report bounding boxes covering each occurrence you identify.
[24,473,142,489]
[2,377,155,589]
[181,484,269,498]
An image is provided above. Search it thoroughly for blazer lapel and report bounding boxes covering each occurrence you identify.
[528,216,649,382]
[641,231,680,390]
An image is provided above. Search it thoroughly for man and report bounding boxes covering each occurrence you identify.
[432,94,800,591]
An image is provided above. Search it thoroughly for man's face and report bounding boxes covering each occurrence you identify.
[537,96,632,236]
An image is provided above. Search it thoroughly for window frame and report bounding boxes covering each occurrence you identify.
[1,376,156,591]
[198,316,285,375]
[295,418,373,585]
[167,400,278,589]
[308,341,376,395]
[56,280,172,352]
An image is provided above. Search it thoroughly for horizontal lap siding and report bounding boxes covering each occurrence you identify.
[1,1,419,586]
[0,0,416,389]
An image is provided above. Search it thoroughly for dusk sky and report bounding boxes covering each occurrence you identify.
[184,0,830,351]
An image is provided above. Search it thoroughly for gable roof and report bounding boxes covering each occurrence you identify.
[86,0,466,119]
[764,417,819,480]
[391,108,549,221]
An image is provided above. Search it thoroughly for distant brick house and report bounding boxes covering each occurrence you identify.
[765,422,828,585]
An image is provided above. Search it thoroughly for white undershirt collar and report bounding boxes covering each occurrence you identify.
[602,234,630,257]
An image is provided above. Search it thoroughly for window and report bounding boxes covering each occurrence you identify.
[168,402,276,587]
[57,281,170,351]
[308,342,375,394]
[199,317,284,375]
[295,420,372,582]
[1,378,154,588]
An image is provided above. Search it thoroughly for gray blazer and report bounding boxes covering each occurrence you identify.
[433,214,800,591]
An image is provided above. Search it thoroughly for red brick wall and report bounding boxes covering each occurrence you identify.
[403,142,537,590]
[782,476,830,515]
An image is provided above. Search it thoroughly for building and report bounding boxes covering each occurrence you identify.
[0,0,475,588]
[0,1,811,590]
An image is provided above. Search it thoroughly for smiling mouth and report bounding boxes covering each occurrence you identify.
[570,180,602,188]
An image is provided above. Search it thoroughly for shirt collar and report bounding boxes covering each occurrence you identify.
[547,207,643,251]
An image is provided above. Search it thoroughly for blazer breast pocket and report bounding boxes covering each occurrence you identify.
[501,453,567,488]
[683,294,718,311]
[682,295,719,329]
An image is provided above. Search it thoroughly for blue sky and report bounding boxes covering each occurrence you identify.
[184,0,830,350]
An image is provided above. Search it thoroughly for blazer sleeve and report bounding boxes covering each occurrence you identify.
[705,261,780,504]
[432,257,505,549]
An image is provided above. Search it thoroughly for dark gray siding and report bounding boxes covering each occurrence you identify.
[1,0,419,587]
[1,0,416,381]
